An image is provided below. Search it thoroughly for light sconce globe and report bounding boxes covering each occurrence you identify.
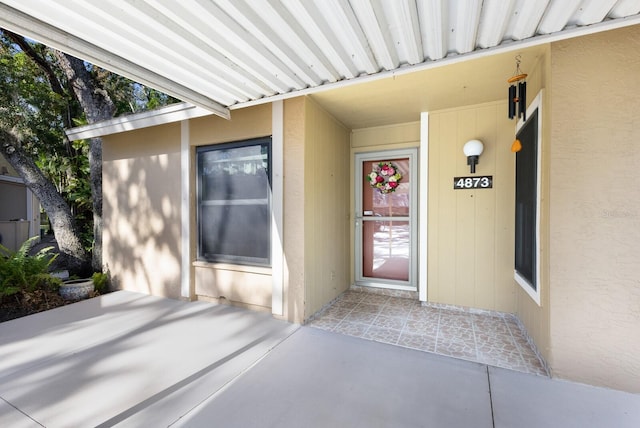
[463,139,484,174]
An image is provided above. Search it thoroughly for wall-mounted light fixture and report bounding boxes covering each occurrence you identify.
[463,139,484,174]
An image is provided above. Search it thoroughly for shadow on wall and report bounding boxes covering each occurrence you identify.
[104,148,182,299]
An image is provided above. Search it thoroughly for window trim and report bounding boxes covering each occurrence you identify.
[196,136,272,267]
[514,90,543,306]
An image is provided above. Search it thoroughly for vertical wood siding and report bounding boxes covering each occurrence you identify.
[428,101,516,312]
[304,98,351,319]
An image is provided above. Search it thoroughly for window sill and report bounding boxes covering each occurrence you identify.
[193,261,272,276]
[514,271,541,306]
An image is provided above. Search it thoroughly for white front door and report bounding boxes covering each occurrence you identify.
[355,149,418,291]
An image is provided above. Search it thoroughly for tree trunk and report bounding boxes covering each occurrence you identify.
[88,137,103,272]
[55,53,115,272]
[1,129,90,274]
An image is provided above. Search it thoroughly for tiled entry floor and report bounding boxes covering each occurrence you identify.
[309,290,548,376]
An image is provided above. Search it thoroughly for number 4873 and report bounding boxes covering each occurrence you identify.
[454,176,492,189]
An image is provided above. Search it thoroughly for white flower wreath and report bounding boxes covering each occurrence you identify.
[367,161,402,194]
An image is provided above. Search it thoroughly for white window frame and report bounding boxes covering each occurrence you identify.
[514,90,543,306]
[196,137,272,267]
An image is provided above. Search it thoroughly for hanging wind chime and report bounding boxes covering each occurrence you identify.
[508,55,527,121]
[508,55,527,152]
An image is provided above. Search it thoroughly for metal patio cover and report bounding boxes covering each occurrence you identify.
[1,0,639,119]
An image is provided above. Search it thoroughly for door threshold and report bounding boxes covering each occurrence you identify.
[350,284,418,300]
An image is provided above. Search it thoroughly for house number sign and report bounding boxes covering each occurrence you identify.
[453,176,493,189]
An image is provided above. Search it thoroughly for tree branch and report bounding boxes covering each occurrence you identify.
[3,30,66,97]
[54,51,115,123]
[2,29,75,132]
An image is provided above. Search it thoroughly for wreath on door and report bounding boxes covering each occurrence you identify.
[367,161,402,194]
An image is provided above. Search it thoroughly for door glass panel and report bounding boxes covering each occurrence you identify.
[362,159,410,217]
[360,157,411,283]
[362,220,410,281]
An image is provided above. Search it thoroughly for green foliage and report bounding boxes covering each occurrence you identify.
[0,30,180,265]
[91,271,109,294]
[0,237,62,298]
[0,40,68,150]
[36,137,94,251]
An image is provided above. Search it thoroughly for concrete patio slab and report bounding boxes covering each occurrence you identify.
[490,366,640,428]
[0,291,297,427]
[0,397,41,428]
[175,327,494,428]
[2,291,639,427]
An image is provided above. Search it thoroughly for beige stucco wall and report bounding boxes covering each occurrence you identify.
[192,97,350,320]
[101,100,348,322]
[102,123,182,298]
[190,104,273,310]
[548,25,640,392]
[303,97,351,318]
[283,97,306,323]
[189,104,272,146]
[428,101,516,312]
[514,47,552,367]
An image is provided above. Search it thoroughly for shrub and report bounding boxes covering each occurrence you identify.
[0,237,61,298]
[91,271,109,294]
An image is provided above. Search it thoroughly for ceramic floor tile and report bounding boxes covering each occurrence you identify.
[438,325,476,342]
[340,291,366,303]
[377,305,412,319]
[438,313,474,330]
[384,297,417,310]
[334,321,369,337]
[321,306,353,320]
[344,310,378,324]
[517,344,542,361]
[518,350,548,375]
[505,318,524,335]
[519,358,548,376]
[479,321,512,334]
[372,315,406,330]
[508,320,525,334]
[332,300,360,310]
[309,290,547,377]
[474,321,511,336]
[512,364,547,376]
[477,347,524,369]
[517,344,540,358]
[363,326,402,345]
[397,331,437,352]
[354,302,384,314]
[474,332,518,350]
[407,306,440,321]
[436,338,477,360]
[403,319,439,336]
[361,293,390,305]
[471,312,503,321]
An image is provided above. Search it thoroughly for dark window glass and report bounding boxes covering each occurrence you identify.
[515,109,538,289]
[197,137,271,265]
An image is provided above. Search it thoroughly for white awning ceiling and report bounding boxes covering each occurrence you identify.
[1,0,639,120]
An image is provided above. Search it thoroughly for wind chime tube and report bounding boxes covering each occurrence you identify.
[518,81,527,121]
[508,84,516,119]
